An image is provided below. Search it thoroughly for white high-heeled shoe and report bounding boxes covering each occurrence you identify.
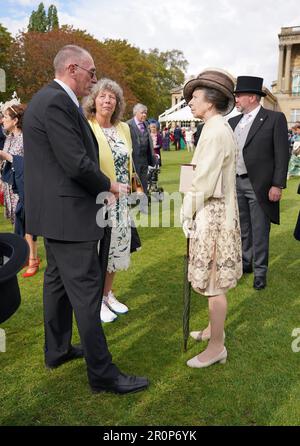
[186,347,227,368]
[189,330,225,342]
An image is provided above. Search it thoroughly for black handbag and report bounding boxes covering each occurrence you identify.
[130,225,142,253]
[1,161,15,188]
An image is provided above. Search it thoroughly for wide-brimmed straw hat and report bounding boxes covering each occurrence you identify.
[183,68,235,116]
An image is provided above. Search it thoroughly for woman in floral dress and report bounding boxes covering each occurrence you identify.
[84,79,134,323]
[2,112,23,225]
[288,124,300,178]
[0,103,40,278]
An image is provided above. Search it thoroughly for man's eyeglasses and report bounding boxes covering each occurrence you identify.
[74,64,97,79]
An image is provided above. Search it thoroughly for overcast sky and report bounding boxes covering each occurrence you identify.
[1,0,300,89]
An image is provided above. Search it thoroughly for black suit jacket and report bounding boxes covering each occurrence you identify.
[23,81,111,241]
[228,107,289,224]
[127,118,155,172]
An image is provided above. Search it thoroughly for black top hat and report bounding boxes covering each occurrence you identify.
[234,76,266,97]
[0,233,29,324]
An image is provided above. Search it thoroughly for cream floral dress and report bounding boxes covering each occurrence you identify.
[182,114,242,295]
[102,127,131,273]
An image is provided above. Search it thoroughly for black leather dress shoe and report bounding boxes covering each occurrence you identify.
[243,264,253,274]
[91,372,149,394]
[46,344,84,369]
[253,276,266,290]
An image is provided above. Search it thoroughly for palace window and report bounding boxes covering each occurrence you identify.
[290,109,300,122]
[292,73,300,95]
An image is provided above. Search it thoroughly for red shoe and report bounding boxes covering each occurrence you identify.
[23,257,41,268]
[22,259,40,278]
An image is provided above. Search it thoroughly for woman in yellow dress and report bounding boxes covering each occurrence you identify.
[83,79,134,323]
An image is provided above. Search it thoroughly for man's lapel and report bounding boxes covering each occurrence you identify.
[132,119,141,139]
[244,107,268,148]
[230,114,243,131]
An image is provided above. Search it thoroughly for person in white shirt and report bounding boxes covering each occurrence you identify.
[185,127,195,152]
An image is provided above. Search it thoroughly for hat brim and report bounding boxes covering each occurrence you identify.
[183,78,235,116]
[234,88,266,97]
[0,233,29,283]
[0,276,21,324]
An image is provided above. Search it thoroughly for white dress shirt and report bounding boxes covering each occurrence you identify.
[238,104,261,128]
[54,78,79,108]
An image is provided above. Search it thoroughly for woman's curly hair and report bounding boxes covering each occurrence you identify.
[82,78,125,125]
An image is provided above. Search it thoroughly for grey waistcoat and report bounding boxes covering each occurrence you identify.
[234,119,253,175]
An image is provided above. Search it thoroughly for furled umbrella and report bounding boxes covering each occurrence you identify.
[183,237,191,351]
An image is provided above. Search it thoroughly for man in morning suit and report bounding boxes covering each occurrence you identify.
[228,76,289,290]
[127,103,155,194]
[23,45,148,394]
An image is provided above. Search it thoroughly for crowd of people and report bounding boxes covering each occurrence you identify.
[151,124,198,153]
[0,44,298,393]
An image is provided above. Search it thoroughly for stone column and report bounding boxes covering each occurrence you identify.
[277,44,284,91]
[284,44,292,92]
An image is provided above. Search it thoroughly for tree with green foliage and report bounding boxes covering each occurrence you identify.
[0,23,15,101]
[0,24,12,68]
[8,20,186,118]
[47,5,59,31]
[147,48,188,114]
[28,2,48,32]
[103,39,158,116]
[102,39,187,118]
[8,27,134,106]
[28,2,59,32]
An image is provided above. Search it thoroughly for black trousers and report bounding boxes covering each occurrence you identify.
[137,164,149,195]
[174,139,180,150]
[43,230,119,387]
[236,176,271,277]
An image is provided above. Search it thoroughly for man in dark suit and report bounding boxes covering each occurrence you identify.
[193,122,204,147]
[228,76,289,290]
[23,45,148,394]
[173,125,182,151]
[127,103,155,194]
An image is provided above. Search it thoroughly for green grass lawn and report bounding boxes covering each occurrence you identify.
[1,149,300,426]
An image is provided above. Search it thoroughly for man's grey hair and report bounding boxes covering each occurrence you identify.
[133,103,147,116]
[82,78,125,125]
[255,94,262,103]
[53,45,91,75]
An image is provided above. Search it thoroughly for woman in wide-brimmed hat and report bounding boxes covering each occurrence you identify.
[181,68,242,368]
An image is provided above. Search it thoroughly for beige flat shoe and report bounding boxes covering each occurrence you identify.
[189,331,210,341]
[189,330,225,342]
[187,347,227,368]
